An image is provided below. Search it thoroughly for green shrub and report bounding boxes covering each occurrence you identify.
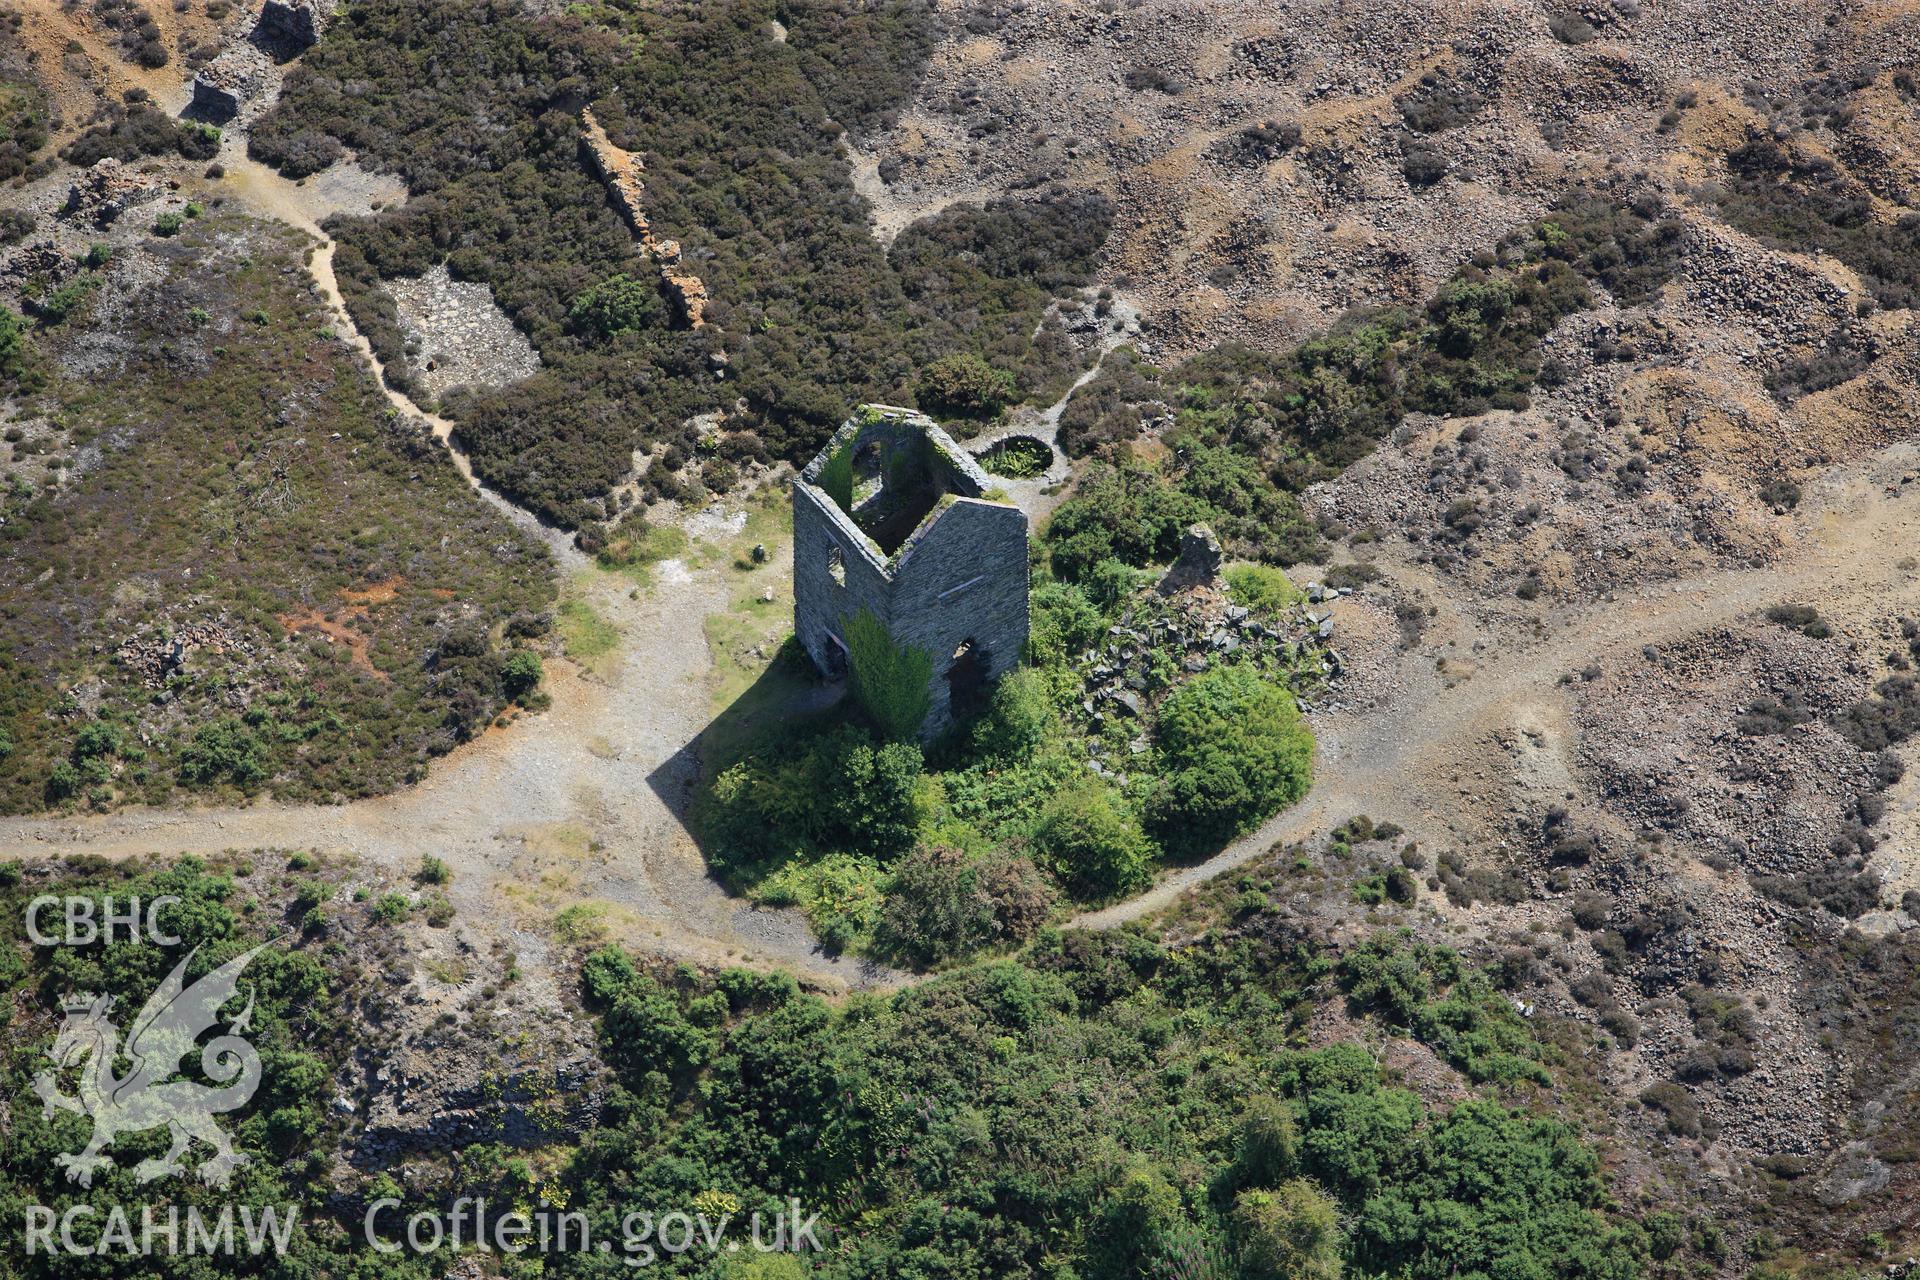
[567,273,665,339]
[969,667,1054,758]
[843,607,932,741]
[1044,459,1198,580]
[978,435,1051,478]
[1226,563,1303,613]
[917,352,1016,419]
[700,722,929,880]
[873,843,1056,966]
[1234,1182,1342,1280]
[500,649,543,698]
[177,719,268,788]
[371,892,411,923]
[0,307,25,379]
[46,759,79,801]
[1339,933,1548,1084]
[153,211,186,237]
[1148,667,1314,858]
[1028,579,1106,667]
[72,721,122,761]
[760,852,888,953]
[1034,781,1155,900]
[1235,1095,1302,1189]
[417,854,452,886]
[33,275,99,323]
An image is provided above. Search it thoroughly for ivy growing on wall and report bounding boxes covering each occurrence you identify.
[843,607,932,740]
[819,437,856,515]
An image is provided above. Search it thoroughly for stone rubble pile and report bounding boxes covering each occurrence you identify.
[115,621,251,689]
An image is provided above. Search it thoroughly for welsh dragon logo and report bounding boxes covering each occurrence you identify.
[32,945,266,1189]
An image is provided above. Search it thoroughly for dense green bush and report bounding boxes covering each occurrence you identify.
[567,273,667,340]
[873,843,1056,965]
[915,351,1016,419]
[1226,562,1303,612]
[1148,667,1314,858]
[1235,1181,1343,1280]
[500,649,544,698]
[1034,781,1156,901]
[1044,459,1200,580]
[701,721,929,881]
[967,666,1055,758]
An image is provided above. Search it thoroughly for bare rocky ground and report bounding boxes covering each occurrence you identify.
[386,265,543,403]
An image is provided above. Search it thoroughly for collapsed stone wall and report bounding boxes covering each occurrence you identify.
[578,107,711,330]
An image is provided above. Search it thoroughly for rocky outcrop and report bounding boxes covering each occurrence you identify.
[61,159,164,227]
[115,621,252,690]
[255,0,327,54]
[1157,523,1223,594]
[1,240,74,289]
[578,107,710,329]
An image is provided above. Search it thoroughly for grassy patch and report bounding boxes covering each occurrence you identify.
[552,900,609,943]
[593,516,688,585]
[555,592,620,674]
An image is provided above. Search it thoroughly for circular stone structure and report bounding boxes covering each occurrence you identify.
[974,434,1055,479]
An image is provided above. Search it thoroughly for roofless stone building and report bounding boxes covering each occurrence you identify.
[792,406,1029,737]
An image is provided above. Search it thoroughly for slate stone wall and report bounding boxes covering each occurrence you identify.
[792,407,1029,737]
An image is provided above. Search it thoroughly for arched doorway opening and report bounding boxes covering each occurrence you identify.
[946,638,988,719]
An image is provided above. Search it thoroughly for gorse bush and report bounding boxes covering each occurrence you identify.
[1149,666,1314,858]
[916,351,1017,419]
[1034,781,1156,901]
[873,843,1056,965]
[567,273,666,340]
[701,720,929,883]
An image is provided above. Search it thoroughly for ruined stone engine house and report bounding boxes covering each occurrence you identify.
[793,406,1029,736]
